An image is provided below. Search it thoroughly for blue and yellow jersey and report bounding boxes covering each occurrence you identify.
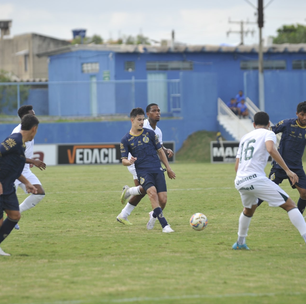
[0,133,26,195]
[272,118,306,170]
[121,127,162,174]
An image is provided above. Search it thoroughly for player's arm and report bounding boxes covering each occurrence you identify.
[120,139,137,166]
[266,140,298,185]
[162,145,174,158]
[17,174,38,194]
[26,158,46,170]
[157,148,176,179]
[122,157,137,166]
[271,120,285,134]
[235,158,240,172]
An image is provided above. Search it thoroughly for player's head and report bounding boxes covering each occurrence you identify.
[146,103,160,122]
[130,107,145,118]
[18,105,35,119]
[296,101,306,126]
[21,114,39,141]
[230,98,235,104]
[254,111,269,127]
[130,108,145,131]
[239,90,243,96]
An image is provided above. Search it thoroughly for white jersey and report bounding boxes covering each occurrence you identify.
[12,123,34,173]
[235,128,276,186]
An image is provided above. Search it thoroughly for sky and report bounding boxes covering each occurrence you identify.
[1,0,306,46]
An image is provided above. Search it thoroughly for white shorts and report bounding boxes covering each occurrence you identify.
[127,164,138,180]
[15,170,41,194]
[236,177,289,208]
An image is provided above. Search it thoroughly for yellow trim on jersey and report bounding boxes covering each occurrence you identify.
[296,119,306,129]
[129,129,144,137]
[157,147,163,151]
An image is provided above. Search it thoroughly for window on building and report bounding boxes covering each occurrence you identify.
[146,61,193,71]
[240,60,286,70]
[82,62,99,73]
[292,60,306,70]
[125,61,135,71]
[24,55,29,72]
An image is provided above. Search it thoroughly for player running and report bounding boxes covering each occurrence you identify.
[117,103,173,229]
[119,107,175,233]
[257,101,306,214]
[12,106,46,230]
[232,111,306,250]
[0,114,39,255]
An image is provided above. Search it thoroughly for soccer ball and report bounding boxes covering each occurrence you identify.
[190,213,208,231]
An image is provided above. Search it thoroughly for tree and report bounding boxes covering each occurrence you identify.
[0,70,29,114]
[71,34,104,45]
[272,24,306,44]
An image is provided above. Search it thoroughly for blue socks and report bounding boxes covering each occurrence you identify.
[153,207,168,228]
[0,217,19,244]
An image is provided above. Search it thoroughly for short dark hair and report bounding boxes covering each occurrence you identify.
[21,114,39,130]
[130,107,145,118]
[146,103,158,113]
[18,105,33,119]
[297,101,306,113]
[254,111,269,126]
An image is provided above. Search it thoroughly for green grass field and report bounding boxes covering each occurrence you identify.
[1,163,306,304]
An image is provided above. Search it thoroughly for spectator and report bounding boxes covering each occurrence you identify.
[227,98,238,115]
[237,99,249,118]
[235,90,246,104]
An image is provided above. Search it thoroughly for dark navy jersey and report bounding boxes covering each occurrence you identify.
[0,133,26,195]
[271,118,306,170]
[120,127,162,174]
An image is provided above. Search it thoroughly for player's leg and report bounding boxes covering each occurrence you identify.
[257,168,284,207]
[117,179,145,225]
[232,190,256,250]
[293,170,306,214]
[0,193,21,256]
[260,179,306,244]
[146,173,173,232]
[18,172,45,213]
[280,198,306,242]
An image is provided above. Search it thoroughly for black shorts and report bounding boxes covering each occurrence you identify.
[137,171,167,193]
[0,191,20,219]
[269,167,306,190]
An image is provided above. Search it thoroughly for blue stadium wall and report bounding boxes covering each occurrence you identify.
[0,73,218,152]
[2,49,305,150]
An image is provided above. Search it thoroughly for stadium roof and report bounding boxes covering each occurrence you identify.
[37,43,306,57]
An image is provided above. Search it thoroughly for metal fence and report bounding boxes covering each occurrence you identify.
[0,79,181,117]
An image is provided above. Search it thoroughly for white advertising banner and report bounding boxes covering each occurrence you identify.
[33,144,57,166]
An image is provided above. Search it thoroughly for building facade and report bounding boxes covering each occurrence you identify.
[0,33,70,80]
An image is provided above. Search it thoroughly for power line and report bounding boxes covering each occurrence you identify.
[227,18,256,45]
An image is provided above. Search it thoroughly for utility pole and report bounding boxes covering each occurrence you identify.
[245,0,274,111]
[258,0,265,111]
[227,19,255,45]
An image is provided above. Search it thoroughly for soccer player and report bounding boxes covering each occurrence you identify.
[232,111,306,250]
[120,107,176,233]
[0,114,39,256]
[257,101,306,214]
[12,106,46,229]
[117,103,173,228]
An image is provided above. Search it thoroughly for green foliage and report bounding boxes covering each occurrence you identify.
[273,24,306,44]
[0,70,29,113]
[176,130,220,162]
[71,34,104,45]
[1,163,306,303]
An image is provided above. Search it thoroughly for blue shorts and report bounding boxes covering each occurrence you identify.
[0,191,20,219]
[137,171,167,193]
[269,167,306,190]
